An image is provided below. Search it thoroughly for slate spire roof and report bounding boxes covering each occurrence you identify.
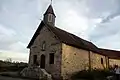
[44,4,56,17]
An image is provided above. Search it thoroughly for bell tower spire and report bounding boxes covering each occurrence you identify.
[43,4,56,26]
[50,0,52,5]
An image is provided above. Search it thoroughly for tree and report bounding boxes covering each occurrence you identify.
[5,58,12,63]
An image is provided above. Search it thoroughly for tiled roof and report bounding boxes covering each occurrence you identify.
[27,21,100,54]
[47,24,100,53]
[99,48,120,59]
[27,21,120,59]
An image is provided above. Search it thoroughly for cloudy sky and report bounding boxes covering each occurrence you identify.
[0,0,120,62]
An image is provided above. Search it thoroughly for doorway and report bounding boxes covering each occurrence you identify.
[40,54,45,68]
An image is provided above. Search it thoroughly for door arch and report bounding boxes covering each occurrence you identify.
[40,54,45,68]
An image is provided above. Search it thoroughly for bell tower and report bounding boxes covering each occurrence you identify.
[43,5,56,26]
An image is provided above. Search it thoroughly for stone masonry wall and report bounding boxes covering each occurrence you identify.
[109,59,120,66]
[61,44,89,79]
[29,26,62,79]
[61,44,108,79]
[90,52,107,69]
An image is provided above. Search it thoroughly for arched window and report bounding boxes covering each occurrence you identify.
[101,58,103,64]
[49,53,54,64]
[48,14,52,22]
[41,41,46,51]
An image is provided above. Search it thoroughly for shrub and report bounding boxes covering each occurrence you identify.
[71,69,114,80]
[0,60,28,72]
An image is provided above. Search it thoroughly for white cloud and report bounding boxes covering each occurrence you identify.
[0,24,16,37]
[8,41,28,53]
[96,34,120,50]
[89,16,120,50]
[57,9,89,39]
[0,24,18,49]
[0,50,29,62]
[0,0,120,62]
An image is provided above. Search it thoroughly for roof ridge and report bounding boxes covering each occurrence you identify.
[47,24,99,53]
[44,4,56,16]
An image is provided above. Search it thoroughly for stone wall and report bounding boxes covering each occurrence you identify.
[61,44,89,79]
[109,59,120,66]
[90,52,107,69]
[61,44,108,79]
[28,26,62,79]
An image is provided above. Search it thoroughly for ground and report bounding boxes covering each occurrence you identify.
[0,76,32,80]
[0,72,38,80]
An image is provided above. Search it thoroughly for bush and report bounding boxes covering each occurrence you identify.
[0,60,28,72]
[71,69,114,80]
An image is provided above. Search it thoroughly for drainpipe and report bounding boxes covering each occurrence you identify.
[105,56,110,69]
[105,56,108,69]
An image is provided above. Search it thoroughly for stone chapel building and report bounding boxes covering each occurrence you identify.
[27,4,120,79]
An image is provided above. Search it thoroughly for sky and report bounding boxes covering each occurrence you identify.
[0,0,120,62]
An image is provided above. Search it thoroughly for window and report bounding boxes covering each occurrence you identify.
[41,41,46,51]
[101,58,103,64]
[33,55,37,64]
[49,53,54,64]
[48,14,52,22]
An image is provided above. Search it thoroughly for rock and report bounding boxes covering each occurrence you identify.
[20,66,52,80]
[20,66,41,79]
[40,69,52,80]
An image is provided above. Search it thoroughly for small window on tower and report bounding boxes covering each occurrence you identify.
[48,14,52,22]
